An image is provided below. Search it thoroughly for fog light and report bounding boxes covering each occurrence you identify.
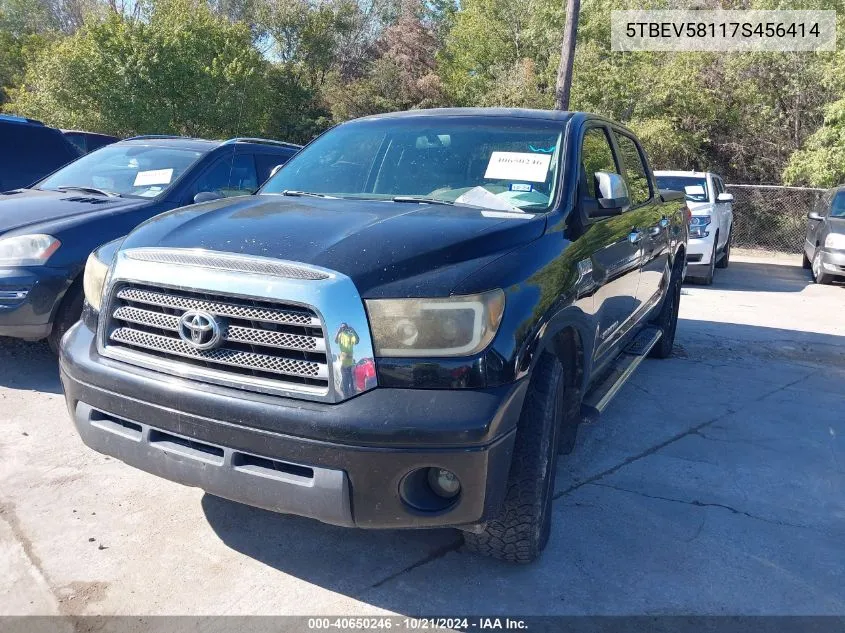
[427,467,461,499]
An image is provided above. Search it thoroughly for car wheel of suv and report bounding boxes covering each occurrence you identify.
[649,264,682,359]
[802,251,812,270]
[716,231,731,269]
[812,251,832,285]
[47,283,84,355]
[463,353,564,564]
[701,237,717,285]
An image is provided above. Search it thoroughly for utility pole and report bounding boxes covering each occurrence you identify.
[554,0,581,110]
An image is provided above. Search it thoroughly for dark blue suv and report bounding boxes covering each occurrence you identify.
[0,135,300,351]
[0,114,82,190]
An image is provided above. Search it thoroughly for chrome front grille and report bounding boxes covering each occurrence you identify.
[104,283,329,391]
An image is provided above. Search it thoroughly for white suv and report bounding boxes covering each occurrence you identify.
[655,170,734,285]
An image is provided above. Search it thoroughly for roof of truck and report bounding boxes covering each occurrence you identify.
[359,108,577,122]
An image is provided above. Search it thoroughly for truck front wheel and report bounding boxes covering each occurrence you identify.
[463,353,564,563]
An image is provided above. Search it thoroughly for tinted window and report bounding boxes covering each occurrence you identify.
[581,127,619,200]
[614,132,651,206]
[0,122,80,189]
[255,153,292,184]
[191,156,233,197]
[227,153,259,195]
[263,118,564,212]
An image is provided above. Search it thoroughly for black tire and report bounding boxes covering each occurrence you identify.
[802,250,812,270]
[47,284,84,355]
[812,250,832,285]
[715,231,731,269]
[463,353,564,563]
[649,264,682,359]
[701,237,717,285]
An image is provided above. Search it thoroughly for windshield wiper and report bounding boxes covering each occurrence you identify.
[281,190,336,199]
[54,186,119,197]
[392,196,454,206]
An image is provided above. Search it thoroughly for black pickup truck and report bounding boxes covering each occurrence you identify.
[60,109,688,563]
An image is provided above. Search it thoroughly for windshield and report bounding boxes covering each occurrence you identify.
[655,175,710,203]
[39,144,204,198]
[261,118,563,212]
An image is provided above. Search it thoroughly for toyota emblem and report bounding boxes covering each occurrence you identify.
[178,310,223,350]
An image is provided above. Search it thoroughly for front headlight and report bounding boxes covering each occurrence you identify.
[824,233,845,249]
[0,234,61,266]
[83,251,110,311]
[689,215,711,239]
[365,289,505,357]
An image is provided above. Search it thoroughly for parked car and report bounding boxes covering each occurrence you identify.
[0,114,82,191]
[62,130,120,154]
[61,108,688,563]
[0,135,300,351]
[654,170,733,284]
[804,185,845,284]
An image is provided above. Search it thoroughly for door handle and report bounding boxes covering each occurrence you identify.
[628,230,643,244]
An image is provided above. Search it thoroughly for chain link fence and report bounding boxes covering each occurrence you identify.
[726,184,823,254]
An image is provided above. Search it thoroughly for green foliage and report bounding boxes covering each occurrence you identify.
[783,99,845,187]
[8,0,270,137]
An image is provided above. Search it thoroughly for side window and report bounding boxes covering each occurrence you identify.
[190,156,233,198]
[614,132,651,206]
[226,153,259,196]
[581,127,619,200]
[830,191,845,218]
[255,153,291,184]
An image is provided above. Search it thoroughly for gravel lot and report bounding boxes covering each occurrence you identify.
[2,253,844,616]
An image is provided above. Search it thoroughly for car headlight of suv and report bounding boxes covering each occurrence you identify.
[82,251,111,312]
[0,234,61,266]
[688,215,711,239]
[824,233,845,249]
[365,289,506,357]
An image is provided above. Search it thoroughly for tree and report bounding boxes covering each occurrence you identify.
[8,0,271,137]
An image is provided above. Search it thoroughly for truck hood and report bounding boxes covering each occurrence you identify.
[120,194,546,296]
[0,188,148,235]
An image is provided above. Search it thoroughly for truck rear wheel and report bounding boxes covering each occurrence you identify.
[463,353,564,563]
[649,263,682,359]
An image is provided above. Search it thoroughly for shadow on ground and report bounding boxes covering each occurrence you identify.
[0,337,62,394]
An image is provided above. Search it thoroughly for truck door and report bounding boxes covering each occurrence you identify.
[578,125,641,362]
[611,129,668,314]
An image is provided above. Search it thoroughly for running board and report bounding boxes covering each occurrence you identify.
[581,327,662,424]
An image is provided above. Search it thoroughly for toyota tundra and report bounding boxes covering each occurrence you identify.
[60,109,688,563]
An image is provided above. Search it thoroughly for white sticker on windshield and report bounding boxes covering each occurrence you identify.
[484,152,552,183]
[684,185,706,196]
[134,168,174,187]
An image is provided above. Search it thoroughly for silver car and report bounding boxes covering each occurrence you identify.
[804,186,845,285]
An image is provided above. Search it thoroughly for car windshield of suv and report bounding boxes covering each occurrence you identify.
[38,144,204,198]
[261,118,563,212]
[655,175,709,203]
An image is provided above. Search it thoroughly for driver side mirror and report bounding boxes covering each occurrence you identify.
[716,192,734,203]
[269,164,284,179]
[807,211,823,221]
[589,171,629,216]
[193,190,224,204]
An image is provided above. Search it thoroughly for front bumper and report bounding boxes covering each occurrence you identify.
[685,234,715,266]
[60,322,524,529]
[818,248,845,278]
[0,266,70,339]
